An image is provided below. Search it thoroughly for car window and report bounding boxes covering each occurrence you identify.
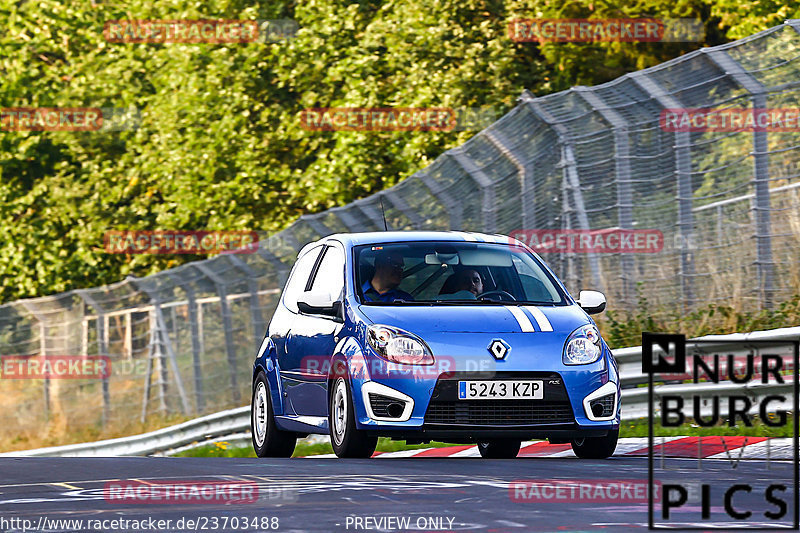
[512,257,561,302]
[308,245,345,299]
[354,241,566,305]
[282,245,323,313]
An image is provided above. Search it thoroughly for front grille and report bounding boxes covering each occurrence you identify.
[425,400,574,426]
[369,393,403,418]
[590,393,615,417]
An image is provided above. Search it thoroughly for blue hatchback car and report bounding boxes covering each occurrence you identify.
[251,231,620,458]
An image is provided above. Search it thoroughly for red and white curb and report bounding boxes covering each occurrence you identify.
[301,436,794,459]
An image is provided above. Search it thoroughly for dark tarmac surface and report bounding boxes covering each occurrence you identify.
[0,456,795,532]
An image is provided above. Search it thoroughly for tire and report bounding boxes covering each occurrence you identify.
[329,377,378,458]
[571,429,619,459]
[477,439,521,458]
[251,372,297,458]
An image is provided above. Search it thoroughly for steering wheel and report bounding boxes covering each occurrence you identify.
[477,290,517,302]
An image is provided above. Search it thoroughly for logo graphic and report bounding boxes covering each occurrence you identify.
[645,334,799,529]
[488,339,510,360]
[642,332,686,374]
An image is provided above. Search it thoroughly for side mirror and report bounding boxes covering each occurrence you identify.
[297,291,343,321]
[577,290,606,315]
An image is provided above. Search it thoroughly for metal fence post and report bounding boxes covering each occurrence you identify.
[575,87,636,305]
[75,291,111,425]
[485,128,536,231]
[193,263,241,405]
[228,255,267,350]
[21,303,50,422]
[128,277,192,415]
[522,95,605,292]
[167,272,205,413]
[255,242,291,288]
[631,72,696,309]
[706,49,774,308]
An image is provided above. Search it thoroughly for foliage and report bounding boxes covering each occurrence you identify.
[0,0,789,302]
[599,290,800,349]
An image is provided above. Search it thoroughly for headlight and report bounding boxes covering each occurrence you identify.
[563,324,603,365]
[367,325,434,365]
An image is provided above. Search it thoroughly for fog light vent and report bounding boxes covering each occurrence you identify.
[589,393,615,418]
[368,393,405,418]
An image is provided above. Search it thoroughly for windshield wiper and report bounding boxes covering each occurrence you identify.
[364,299,422,305]
[432,299,508,305]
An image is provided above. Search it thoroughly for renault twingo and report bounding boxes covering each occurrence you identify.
[251,232,619,458]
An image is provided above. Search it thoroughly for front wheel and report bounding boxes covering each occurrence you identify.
[251,372,297,458]
[571,429,618,459]
[477,439,521,458]
[329,377,378,458]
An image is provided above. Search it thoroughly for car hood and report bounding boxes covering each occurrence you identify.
[358,303,591,334]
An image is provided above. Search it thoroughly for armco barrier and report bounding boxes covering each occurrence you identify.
[0,406,249,457]
[2,326,797,457]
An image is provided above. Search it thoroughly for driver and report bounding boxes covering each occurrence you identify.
[362,250,414,302]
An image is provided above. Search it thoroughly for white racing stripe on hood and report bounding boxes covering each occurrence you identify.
[505,305,535,332]
[524,306,554,332]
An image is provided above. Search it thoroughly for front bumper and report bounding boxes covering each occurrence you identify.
[353,370,619,435]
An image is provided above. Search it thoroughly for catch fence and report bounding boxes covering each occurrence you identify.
[2,21,800,447]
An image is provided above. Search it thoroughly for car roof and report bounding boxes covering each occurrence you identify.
[296,231,517,257]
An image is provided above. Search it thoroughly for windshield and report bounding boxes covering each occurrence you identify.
[355,241,568,305]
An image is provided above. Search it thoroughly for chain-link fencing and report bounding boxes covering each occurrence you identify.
[2,21,800,449]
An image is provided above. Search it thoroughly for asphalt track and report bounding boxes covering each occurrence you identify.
[0,455,795,532]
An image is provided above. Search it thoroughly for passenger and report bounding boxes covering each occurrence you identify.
[362,250,414,302]
[439,268,484,300]
[453,268,483,297]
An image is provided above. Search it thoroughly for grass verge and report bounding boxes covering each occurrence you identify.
[174,437,465,458]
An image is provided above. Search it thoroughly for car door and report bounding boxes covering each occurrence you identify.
[272,245,323,416]
[283,243,346,418]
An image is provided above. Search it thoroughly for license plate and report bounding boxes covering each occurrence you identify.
[458,380,543,400]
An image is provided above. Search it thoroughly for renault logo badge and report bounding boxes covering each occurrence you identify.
[488,339,510,360]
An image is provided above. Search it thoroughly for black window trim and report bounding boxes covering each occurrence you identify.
[305,245,330,292]
[304,240,347,299]
[352,240,570,305]
[281,244,323,312]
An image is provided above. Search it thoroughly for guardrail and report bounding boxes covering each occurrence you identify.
[616,325,800,389]
[0,406,250,457]
[2,326,797,457]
